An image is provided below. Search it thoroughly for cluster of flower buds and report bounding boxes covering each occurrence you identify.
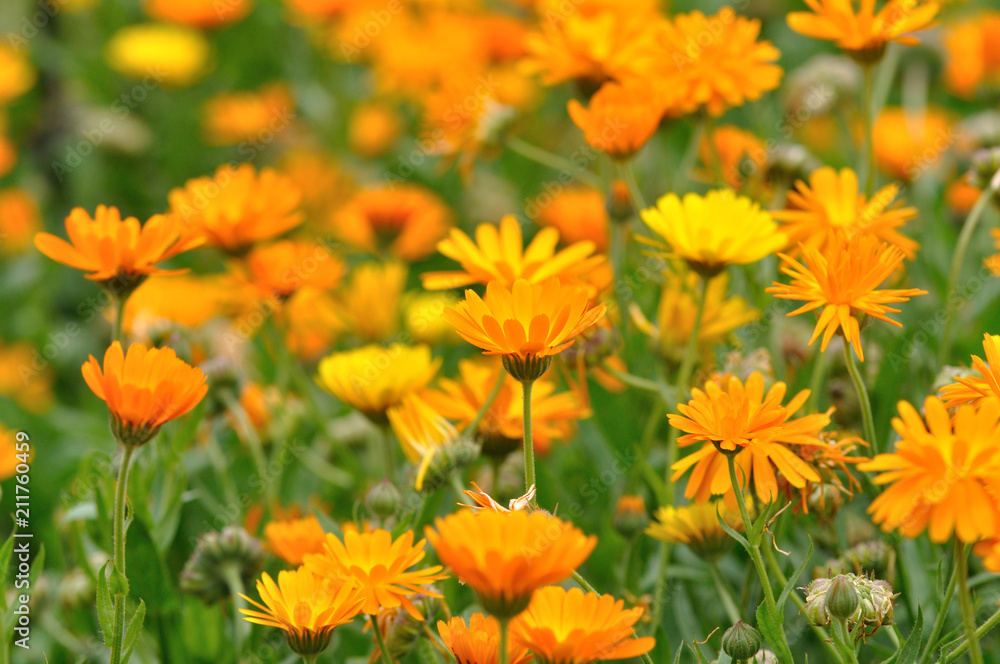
[817,540,894,581]
[417,438,480,494]
[803,573,895,636]
[179,526,263,604]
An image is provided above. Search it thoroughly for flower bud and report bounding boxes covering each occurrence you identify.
[366,479,402,519]
[419,439,480,493]
[179,526,264,604]
[607,179,633,223]
[970,147,1000,191]
[722,620,763,662]
[502,353,552,383]
[613,495,649,539]
[765,143,821,185]
[827,575,861,621]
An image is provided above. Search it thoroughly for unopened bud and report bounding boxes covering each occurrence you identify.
[366,479,402,519]
[827,575,860,621]
[722,620,763,662]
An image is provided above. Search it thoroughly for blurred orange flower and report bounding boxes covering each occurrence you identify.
[0,45,36,104]
[202,83,294,146]
[264,514,327,565]
[530,187,609,252]
[145,0,253,28]
[347,102,401,157]
[243,240,344,299]
[330,185,451,261]
[942,14,1000,98]
[699,125,766,188]
[439,613,533,664]
[0,341,54,413]
[873,107,952,181]
[336,262,406,342]
[283,288,343,359]
[567,81,661,160]
[0,188,41,256]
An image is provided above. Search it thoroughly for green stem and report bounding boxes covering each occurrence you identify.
[938,186,995,366]
[618,159,647,212]
[521,380,536,500]
[109,445,136,664]
[222,564,248,659]
[807,349,833,413]
[861,64,876,197]
[506,136,602,188]
[467,370,505,436]
[707,560,742,624]
[919,552,960,664]
[498,619,509,664]
[372,615,396,664]
[221,391,276,511]
[832,619,861,664]
[674,121,705,191]
[113,293,126,345]
[942,604,1000,663]
[380,425,396,482]
[572,570,599,594]
[604,367,664,394]
[954,539,984,664]
[843,341,878,455]
[676,275,709,398]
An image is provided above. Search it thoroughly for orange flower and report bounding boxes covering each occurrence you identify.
[940,334,1000,409]
[330,185,452,261]
[439,613,533,664]
[168,163,303,254]
[774,167,919,259]
[0,341,54,413]
[530,187,609,252]
[859,396,1000,543]
[942,13,1000,98]
[202,83,294,146]
[0,426,29,481]
[699,125,767,189]
[82,341,208,447]
[34,205,202,288]
[567,81,662,160]
[985,229,1000,277]
[946,179,983,217]
[767,233,927,361]
[303,528,447,619]
[0,44,36,104]
[277,149,354,222]
[422,215,604,291]
[788,0,939,62]
[0,188,41,256]
[145,0,252,28]
[264,515,327,566]
[283,289,344,359]
[347,102,401,158]
[510,586,655,663]
[122,274,243,338]
[655,8,782,117]
[425,509,596,618]
[336,261,407,342]
[873,107,952,182]
[242,240,345,299]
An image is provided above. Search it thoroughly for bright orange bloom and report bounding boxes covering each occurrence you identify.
[123,274,244,338]
[860,397,1000,543]
[567,81,662,160]
[202,83,294,146]
[422,215,603,291]
[774,167,919,259]
[0,341,54,413]
[283,289,344,359]
[243,240,344,299]
[873,107,952,181]
[699,125,766,188]
[439,613,533,664]
[330,185,452,261]
[303,528,447,619]
[510,586,655,663]
[788,0,938,62]
[277,149,354,222]
[145,0,252,28]
[168,163,303,254]
[347,102,401,158]
[0,45,36,104]
[530,187,609,252]
[34,205,202,285]
[946,180,983,218]
[425,509,596,618]
[82,342,208,447]
[767,233,927,361]
[264,515,327,566]
[940,334,1000,409]
[942,13,1000,98]
[0,188,41,256]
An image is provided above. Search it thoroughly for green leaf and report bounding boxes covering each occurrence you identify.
[749,501,781,547]
[777,536,814,610]
[310,504,344,538]
[685,640,711,664]
[120,599,146,664]
[894,607,923,664]
[716,506,751,552]
[756,602,794,664]
[673,643,685,664]
[109,565,130,596]
[96,562,115,648]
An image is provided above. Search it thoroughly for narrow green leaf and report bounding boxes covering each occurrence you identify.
[756,602,794,664]
[685,640,710,664]
[894,607,923,664]
[777,537,814,610]
[673,643,685,664]
[120,599,147,664]
[716,506,751,551]
[96,562,115,648]
[309,504,344,538]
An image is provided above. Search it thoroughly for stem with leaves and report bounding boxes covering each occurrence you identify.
[108,446,135,664]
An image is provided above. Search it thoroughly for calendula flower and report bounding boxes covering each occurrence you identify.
[670,372,832,504]
[510,586,655,663]
[567,81,662,160]
[426,509,596,619]
[34,205,203,290]
[0,341,54,413]
[348,102,402,158]
[630,271,759,363]
[439,613,533,664]
[145,0,252,28]
[202,83,294,146]
[873,107,952,181]
[656,8,782,117]
[940,334,1000,408]
[612,495,649,539]
[0,188,41,256]
[336,262,407,342]
[277,149,354,222]
[387,393,461,491]
[242,240,344,300]
[530,187,609,252]
[767,233,927,361]
[774,167,919,259]
[646,502,747,559]
[315,344,440,422]
[421,215,604,290]
[974,538,1000,573]
[0,45,36,104]
[124,274,243,338]
[168,163,303,254]
[460,482,537,514]
[859,396,1000,543]
[264,515,327,566]
[82,341,208,448]
[640,189,786,275]
[330,185,452,261]
[240,568,365,658]
[105,23,210,87]
[942,14,1000,98]
[283,289,344,360]
[788,0,939,63]
[304,528,447,619]
[698,125,767,188]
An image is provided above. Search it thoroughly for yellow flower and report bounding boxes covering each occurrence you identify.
[421,215,604,291]
[303,528,447,619]
[567,81,662,160]
[402,291,461,345]
[347,102,402,158]
[387,393,461,491]
[122,274,239,338]
[105,23,210,87]
[646,502,746,559]
[859,396,1000,543]
[774,167,919,259]
[873,107,952,182]
[940,334,1000,409]
[315,344,440,422]
[0,45,36,104]
[201,83,294,146]
[510,586,655,663]
[336,262,407,342]
[145,0,253,28]
[439,613,533,664]
[0,188,41,256]
[530,187,609,252]
[767,233,927,361]
[0,341,54,413]
[0,425,29,481]
[264,515,327,566]
[640,189,786,275]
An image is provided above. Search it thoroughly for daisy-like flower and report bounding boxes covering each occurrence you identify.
[510,586,655,663]
[145,0,252,28]
[82,341,208,448]
[859,396,1000,543]
[168,163,303,254]
[34,205,203,292]
[105,23,210,87]
[242,240,345,300]
[646,502,747,560]
[640,189,786,276]
[330,185,452,261]
[315,344,440,423]
[202,83,294,146]
[444,278,607,383]
[387,393,462,491]
[940,334,1000,408]
[303,528,447,619]
[438,613,533,664]
[655,8,782,117]
[263,515,327,566]
[670,372,832,504]
[239,567,365,658]
[425,509,596,619]
[336,262,407,342]
[788,0,939,63]
[775,167,918,259]
[567,81,662,160]
[766,233,927,361]
[421,215,604,291]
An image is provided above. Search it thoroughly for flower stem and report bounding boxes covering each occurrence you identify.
[676,275,709,398]
[506,136,602,188]
[918,550,960,664]
[707,559,742,624]
[938,185,995,367]
[861,64,876,197]
[113,293,126,345]
[832,618,860,664]
[521,380,536,500]
[842,341,878,455]
[498,619,509,664]
[372,615,396,664]
[380,424,396,482]
[221,564,248,659]
[955,539,984,664]
[109,445,135,664]
[618,159,647,212]
[467,370,505,435]
[943,604,1000,663]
